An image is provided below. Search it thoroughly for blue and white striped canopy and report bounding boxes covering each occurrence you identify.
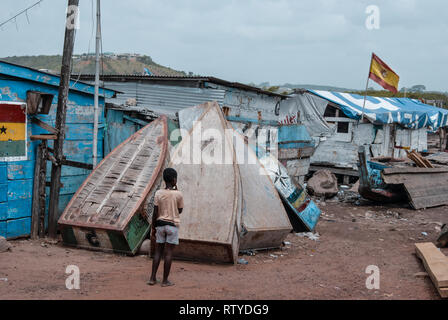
[309,90,448,130]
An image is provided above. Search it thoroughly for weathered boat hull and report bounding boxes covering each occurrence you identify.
[171,102,241,264]
[230,129,292,250]
[58,116,169,255]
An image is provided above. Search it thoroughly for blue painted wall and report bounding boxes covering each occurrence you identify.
[104,109,147,154]
[0,74,108,239]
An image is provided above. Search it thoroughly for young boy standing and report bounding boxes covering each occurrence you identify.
[148,168,183,287]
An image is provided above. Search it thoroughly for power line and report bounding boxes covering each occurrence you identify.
[0,0,44,30]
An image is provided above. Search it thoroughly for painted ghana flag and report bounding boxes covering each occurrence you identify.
[369,53,400,94]
[0,103,27,161]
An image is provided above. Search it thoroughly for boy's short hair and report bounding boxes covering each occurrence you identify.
[163,168,177,184]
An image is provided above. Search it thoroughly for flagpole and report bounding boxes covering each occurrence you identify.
[360,53,373,123]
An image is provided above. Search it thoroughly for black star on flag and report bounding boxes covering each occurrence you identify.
[0,126,7,134]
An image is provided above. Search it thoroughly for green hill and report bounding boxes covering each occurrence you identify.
[0,54,189,77]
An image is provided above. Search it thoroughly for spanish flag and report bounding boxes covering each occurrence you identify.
[0,103,27,159]
[369,53,400,94]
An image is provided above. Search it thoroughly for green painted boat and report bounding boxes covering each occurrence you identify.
[58,116,169,255]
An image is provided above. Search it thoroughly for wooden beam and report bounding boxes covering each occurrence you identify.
[38,142,48,237]
[415,242,448,298]
[30,143,44,239]
[61,159,93,170]
[309,165,359,177]
[31,117,58,134]
[383,167,448,175]
[30,134,57,141]
[48,0,80,239]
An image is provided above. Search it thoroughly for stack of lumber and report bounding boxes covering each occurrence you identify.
[406,150,434,168]
[415,242,448,298]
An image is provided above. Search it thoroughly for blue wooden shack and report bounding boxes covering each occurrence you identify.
[0,61,117,239]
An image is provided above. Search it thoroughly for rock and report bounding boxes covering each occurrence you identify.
[306,170,338,198]
[138,239,151,255]
[0,236,11,253]
[437,224,448,248]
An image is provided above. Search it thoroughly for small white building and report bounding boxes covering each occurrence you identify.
[280,90,448,175]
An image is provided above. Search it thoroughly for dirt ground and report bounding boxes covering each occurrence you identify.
[1,201,447,300]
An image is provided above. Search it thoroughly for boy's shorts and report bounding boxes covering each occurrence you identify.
[155,225,179,245]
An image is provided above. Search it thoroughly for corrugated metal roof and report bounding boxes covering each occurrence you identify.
[97,81,225,116]
[77,74,287,98]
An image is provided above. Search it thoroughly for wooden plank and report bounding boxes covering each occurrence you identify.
[31,117,58,134]
[6,217,31,239]
[382,171,448,209]
[309,165,359,177]
[30,134,57,141]
[383,167,448,175]
[38,144,48,237]
[61,159,93,170]
[415,242,448,292]
[31,143,44,239]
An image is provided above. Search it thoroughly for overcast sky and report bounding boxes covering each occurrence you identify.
[0,0,446,91]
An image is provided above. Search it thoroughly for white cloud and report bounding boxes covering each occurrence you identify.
[0,0,446,91]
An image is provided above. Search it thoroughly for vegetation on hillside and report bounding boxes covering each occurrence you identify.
[0,54,188,77]
[347,90,448,109]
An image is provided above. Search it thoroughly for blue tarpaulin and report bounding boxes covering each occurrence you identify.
[309,90,448,131]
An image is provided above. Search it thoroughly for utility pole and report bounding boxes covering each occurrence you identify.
[93,0,101,168]
[48,0,80,238]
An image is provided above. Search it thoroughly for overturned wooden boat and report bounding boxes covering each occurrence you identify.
[171,102,242,264]
[230,128,292,250]
[259,154,321,232]
[58,116,169,255]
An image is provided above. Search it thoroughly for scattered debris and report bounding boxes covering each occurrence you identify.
[240,249,257,256]
[337,189,361,203]
[413,272,429,278]
[406,150,434,168]
[0,278,8,282]
[269,254,278,259]
[421,232,428,237]
[306,170,338,198]
[296,232,320,241]
[237,258,249,265]
[282,241,291,246]
[437,224,448,248]
[365,211,375,220]
[0,237,11,253]
[415,242,448,298]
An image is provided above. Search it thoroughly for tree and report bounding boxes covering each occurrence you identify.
[409,85,426,93]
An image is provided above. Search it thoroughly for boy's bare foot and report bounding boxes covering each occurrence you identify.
[147,279,158,286]
[161,281,174,287]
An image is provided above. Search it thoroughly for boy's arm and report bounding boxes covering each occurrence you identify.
[152,206,158,226]
[177,193,184,215]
